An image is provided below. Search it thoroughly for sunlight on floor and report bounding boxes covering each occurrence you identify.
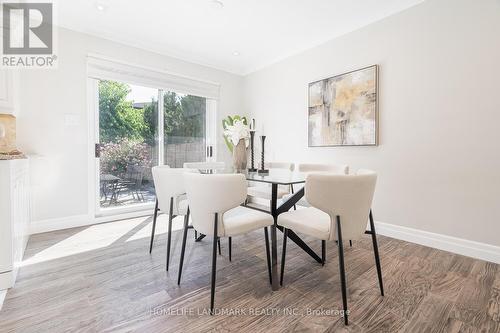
[20,215,181,267]
[0,290,6,311]
[19,208,264,267]
[125,214,185,242]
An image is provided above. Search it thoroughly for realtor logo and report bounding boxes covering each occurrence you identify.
[1,2,57,67]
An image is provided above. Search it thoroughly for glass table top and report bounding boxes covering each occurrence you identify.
[199,168,306,185]
[245,170,306,185]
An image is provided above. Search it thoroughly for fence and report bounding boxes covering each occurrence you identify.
[165,136,206,168]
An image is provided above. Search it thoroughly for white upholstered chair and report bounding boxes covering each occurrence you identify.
[297,163,349,174]
[151,166,194,271]
[277,169,383,325]
[247,162,295,203]
[183,161,225,173]
[179,173,274,314]
[282,163,349,208]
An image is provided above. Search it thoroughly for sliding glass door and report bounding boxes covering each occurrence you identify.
[163,92,207,167]
[93,79,216,215]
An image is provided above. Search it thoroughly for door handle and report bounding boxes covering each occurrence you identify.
[95,143,102,158]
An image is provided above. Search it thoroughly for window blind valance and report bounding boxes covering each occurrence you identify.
[87,55,220,99]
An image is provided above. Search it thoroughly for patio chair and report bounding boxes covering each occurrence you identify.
[112,164,147,203]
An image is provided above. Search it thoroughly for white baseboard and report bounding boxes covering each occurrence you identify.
[0,270,14,291]
[29,209,500,264]
[0,289,6,311]
[29,214,93,235]
[251,197,500,264]
[30,210,153,235]
[374,221,500,264]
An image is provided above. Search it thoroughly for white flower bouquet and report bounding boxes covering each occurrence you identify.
[222,115,250,152]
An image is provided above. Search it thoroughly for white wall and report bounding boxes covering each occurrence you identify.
[243,0,500,247]
[15,0,500,255]
[17,27,242,227]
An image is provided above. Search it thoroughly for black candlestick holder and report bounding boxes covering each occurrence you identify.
[258,135,269,174]
[248,130,257,172]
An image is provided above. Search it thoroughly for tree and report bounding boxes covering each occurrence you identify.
[142,98,158,146]
[98,80,147,143]
[99,81,206,145]
[178,95,206,139]
[163,91,184,137]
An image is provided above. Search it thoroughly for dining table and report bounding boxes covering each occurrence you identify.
[197,168,322,291]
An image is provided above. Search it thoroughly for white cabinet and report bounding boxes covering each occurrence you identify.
[0,69,18,115]
[0,159,30,290]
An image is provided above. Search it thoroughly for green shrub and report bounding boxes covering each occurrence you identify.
[100,138,151,177]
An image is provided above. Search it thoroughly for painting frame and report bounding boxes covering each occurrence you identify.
[307,64,379,147]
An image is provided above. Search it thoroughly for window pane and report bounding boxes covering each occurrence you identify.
[98,80,158,208]
[163,92,207,167]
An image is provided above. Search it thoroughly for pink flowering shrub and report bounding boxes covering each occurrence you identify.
[100,138,151,177]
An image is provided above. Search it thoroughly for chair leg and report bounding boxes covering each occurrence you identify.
[166,197,174,271]
[349,240,352,247]
[264,226,272,285]
[321,240,326,266]
[149,199,159,253]
[228,237,232,262]
[194,230,198,240]
[177,208,190,285]
[336,216,349,326]
[290,185,297,210]
[370,210,384,296]
[210,213,219,314]
[218,239,221,255]
[280,228,288,286]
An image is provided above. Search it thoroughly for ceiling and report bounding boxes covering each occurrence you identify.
[55,0,424,75]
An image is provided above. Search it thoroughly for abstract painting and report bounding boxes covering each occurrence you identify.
[308,65,378,146]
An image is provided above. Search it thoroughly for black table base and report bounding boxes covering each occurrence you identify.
[195,234,206,242]
[276,225,322,263]
[243,184,321,291]
[193,169,315,292]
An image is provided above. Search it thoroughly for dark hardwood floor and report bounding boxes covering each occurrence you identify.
[0,214,498,332]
